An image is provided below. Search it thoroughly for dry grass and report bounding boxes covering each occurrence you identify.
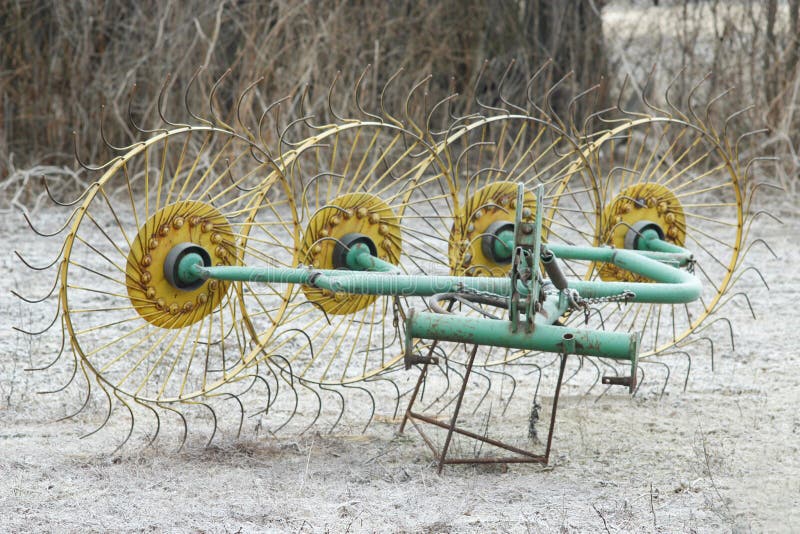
[3,1,797,191]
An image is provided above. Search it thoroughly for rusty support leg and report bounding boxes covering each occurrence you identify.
[399,339,442,434]
[544,353,568,463]
[437,344,480,474]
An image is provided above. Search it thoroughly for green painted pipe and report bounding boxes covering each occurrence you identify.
[545,244,701,304]
[188,242,699,305]
[346,242,400,273]
[406,309,639,363]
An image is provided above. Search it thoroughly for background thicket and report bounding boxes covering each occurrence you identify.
[1,0,798,192]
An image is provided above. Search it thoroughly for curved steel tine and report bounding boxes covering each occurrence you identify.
[426,93,460,137]
[157,72,191,129]
[42,176,97,207]
[208,68,236,131]
[12,271,59,304]
[404,74,433,138]
[614,74,647,119]
[230,366,264,399]
[664,350,693,391]
[472,59,507,115]
[687,72,712,126]
[13,302,60,336]
[298,379,323,436]
[224,393,245,439]
[728,265,770,291]
[279,115,317,148]
[194,401,219,447]
[224,158,258,193]
[469,367,492,415]
[355,64,383,123]
[342,382,376,433]
[185,67,213,126]
[327,70,346,122]
[582,356,602,396]
[704,87,733,129]
[81,377,112,437]
[365,376,401,419]
[380,68,405,127]
[111,389,135,455]
[101,104,138,152]
[57,359,92,422]
[36,351,77,395]
[648,360,670,399]
[73,131,121,172]
[25,318,66,372]
[318,383,345,434]
[497,58,527,114]
[565,354,584,384]
[271,371,300,434]
[740,238,778,261]
[454,141,494,186]
[632,365,645,396]
[525,59,554,117]
[127,83,168,135]
[433,363,465,415]
[692,316,735,352]
[21,208,76,238]
[419,352,452,409]
[14,247,62,274]
[257,94,291,156]
[582,105,615,135]
[719,291,757,320]
[665,67,691,123]
[545,70,574,129]
[485,365,517,415]
[567,84,601,137]
[747,182,784,211]
[299,172,345,219]
[236,76,266,141]
[725,109,758,142]
[298,83,323,130]
[157,401,188,451]
[641,64,670,117]
[249,362,281,417]
[734,127,768,158]
[134,398,161,447]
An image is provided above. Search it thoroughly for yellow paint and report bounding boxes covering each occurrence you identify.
[449,181,537,276]
[598,183,685,282]
[125,200,238,328]
[299,193,400,315]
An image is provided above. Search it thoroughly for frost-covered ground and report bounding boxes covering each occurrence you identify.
[1,188,798,533]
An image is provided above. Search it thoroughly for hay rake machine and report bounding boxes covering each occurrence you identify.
[16,64,776,470]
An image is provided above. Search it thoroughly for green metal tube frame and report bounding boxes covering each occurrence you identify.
[191,242,699,304]
[180,188,700,389]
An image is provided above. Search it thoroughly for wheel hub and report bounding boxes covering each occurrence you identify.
[449,181,537,276]
[300,193,401,315]
[125,200,239,328]
[599,183,685,282]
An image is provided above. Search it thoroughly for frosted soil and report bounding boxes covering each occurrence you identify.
[1,189,798,534]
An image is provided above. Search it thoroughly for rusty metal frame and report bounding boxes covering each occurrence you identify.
[400,344,569,474]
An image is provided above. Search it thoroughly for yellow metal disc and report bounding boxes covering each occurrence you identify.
[449,181,537,276]
[598,183,685,282]
[299,193,400,315]
[126,200,239,328]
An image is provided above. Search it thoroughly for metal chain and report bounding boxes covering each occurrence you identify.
[455,282,506,301]
[581,290,636,306]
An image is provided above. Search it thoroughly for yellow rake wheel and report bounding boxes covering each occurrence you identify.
[575,117,745,358]
[60,126,294,403]
[414,113,601,367]
[244,120,455,386]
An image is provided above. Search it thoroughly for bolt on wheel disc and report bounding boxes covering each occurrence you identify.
[126,200,237,328]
